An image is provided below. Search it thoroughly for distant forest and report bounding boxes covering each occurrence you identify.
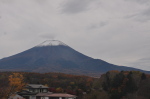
[0,71,150,99]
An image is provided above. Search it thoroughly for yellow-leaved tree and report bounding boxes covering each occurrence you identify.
[6,73,26,98]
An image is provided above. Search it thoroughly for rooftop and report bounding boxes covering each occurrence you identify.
[26,84,49,88]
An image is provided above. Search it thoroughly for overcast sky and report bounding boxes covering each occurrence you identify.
[0,0,150,70]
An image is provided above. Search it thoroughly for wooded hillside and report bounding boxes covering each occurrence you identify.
[0,71,150,99]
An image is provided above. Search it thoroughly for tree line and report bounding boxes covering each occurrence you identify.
[0,71,150,99]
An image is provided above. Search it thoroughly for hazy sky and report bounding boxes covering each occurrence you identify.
[0,0,150,70]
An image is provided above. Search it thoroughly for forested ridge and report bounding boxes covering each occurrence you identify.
[0,71,150,99]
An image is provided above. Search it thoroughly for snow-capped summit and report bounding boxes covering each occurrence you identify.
[37,40,68,47]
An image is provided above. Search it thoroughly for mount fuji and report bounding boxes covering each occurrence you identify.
[0,40,149,76]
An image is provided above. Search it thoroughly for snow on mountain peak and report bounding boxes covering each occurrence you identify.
[37,40,68,47]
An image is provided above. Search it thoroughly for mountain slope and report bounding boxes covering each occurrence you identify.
[129,58,150,70]
[0,40,149,76]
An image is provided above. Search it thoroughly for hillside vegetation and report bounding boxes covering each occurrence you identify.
[84,70,150,99]
[0,71,150,99]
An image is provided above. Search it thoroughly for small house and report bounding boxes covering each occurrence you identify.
[9,84,77,99]
[17,84,49,99]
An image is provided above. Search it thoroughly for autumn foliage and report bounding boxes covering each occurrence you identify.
[0,72,94,99]
[0,72,26,99]
[9,73,26,92]
[0,71,150,99]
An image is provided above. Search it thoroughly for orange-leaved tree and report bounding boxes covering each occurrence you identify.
[6,73,26,98]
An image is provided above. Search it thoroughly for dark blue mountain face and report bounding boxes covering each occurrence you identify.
[0,44,149,76]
